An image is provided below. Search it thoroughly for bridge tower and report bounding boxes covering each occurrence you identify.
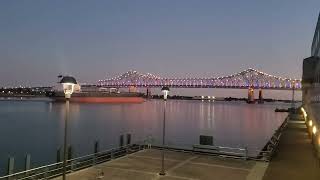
[247,87,255,104]
[258,89,264,104]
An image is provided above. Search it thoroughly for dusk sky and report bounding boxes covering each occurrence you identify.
[0,0,319,97]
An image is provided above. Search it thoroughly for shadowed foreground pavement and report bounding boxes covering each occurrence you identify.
[263,120,320,180]
[53,149,268,180]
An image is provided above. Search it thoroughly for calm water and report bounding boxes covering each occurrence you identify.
[0,99,290,175]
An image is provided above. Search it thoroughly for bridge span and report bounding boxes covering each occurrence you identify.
[98,68,301,90]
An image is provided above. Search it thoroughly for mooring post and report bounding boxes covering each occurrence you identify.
[110,150,114,160]
[56,148,63,175]
[56,148,62,163]
[126,134,131,154]
[68,146,73,160]
[7,156,14,179]
[119,135,124,147]
[94,141,99,165]
[94,140,100,154]
[244,147,248,161]
[126,134,131,145]
[67,146,74,171]
[25,154,31,176]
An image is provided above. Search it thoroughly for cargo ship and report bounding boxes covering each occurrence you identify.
[47,91,145,103]
[47,76,145,103]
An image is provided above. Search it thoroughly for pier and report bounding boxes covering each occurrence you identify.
[52,149,266,180]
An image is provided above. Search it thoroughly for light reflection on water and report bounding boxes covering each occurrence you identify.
[0,99,290,175]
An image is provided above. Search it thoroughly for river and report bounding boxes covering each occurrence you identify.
[0,99,291,175]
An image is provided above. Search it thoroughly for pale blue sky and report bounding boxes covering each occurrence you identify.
[0,0,319,90]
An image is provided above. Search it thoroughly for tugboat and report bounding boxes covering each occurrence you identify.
[47,76,145,103]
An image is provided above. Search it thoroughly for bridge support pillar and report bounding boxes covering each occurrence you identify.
[146,88,152,98]
[291,87,295,109]
[247,87,255,104]
[258,89,264,104]
[129,86,137,93]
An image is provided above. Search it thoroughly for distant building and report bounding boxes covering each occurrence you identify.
[312,12,320,57]
[302,12,320,104]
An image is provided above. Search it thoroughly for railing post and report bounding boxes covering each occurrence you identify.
[7,157,14,180]
[44,166,49,180]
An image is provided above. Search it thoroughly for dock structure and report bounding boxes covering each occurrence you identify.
[52,149,268,180]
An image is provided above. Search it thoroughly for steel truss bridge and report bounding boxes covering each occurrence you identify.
[98,68,301,90]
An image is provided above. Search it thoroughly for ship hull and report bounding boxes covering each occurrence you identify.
[47,91,145,103]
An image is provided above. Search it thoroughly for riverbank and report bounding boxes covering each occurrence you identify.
[151,95,301,103]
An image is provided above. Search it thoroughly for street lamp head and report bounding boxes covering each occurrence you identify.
[60,76,77,99]
[161,86,170,100]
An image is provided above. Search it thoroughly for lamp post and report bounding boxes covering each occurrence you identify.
[159,86,169,176]
[60,76,77,180]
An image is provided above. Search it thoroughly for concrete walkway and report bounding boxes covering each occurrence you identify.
[263,118,320,180]
[53,149,267,180]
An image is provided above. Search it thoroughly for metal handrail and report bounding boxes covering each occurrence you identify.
[0,144,143,179]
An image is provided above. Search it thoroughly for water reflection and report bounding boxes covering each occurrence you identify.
[0,100,290,175]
